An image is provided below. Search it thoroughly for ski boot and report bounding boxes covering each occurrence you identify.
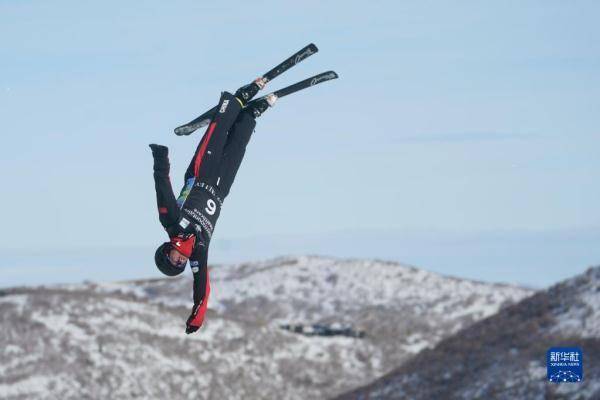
[235,77,267,104]
[245,93,278,118]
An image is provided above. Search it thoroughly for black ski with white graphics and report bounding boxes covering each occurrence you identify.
[261,43,318,83]
[175,43,319,136]
[255,70,339,102]
[274,70,338,97]
[177,70,338,136]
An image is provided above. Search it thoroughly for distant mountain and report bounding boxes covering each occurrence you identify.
[0,256,531,400]
[335,266,600,400]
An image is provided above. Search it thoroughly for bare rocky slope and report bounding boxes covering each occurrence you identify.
[335,266,600,400]
[0,255,532,400]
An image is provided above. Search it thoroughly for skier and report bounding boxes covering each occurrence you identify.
[150,44,337,334]
[149,81,276,334]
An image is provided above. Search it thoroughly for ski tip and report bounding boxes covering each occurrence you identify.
[313,71,339,82]
[307,43,319,53]
[304,71,338,88]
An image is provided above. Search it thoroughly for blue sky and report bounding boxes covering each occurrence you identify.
[1,1,599,287]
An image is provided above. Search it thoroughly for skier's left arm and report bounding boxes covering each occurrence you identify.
[149,144,180,228]
[185,245,211,334]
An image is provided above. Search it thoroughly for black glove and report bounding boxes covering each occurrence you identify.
[149,144,169,158]
[185,324,199,334]
[185,302,206,334]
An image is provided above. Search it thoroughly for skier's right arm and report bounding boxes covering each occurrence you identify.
[149,144,179,228]
[186,246,210,334]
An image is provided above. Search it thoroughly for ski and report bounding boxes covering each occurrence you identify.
[175,43,319,136]
[257,70,339,102]
[262,43,319,82]
[177,71,338,135]
[274,70,338,98]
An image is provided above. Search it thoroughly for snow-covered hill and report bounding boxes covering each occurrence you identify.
[0,256,532,400]
[336,265,600,400]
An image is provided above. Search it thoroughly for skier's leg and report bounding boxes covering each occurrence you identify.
[216,110,257,199]
[178,92,242,206]
[185,92,243,182]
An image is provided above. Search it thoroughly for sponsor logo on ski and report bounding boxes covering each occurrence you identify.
[311,72,337,86]
[219,99,229,113]
[295,47,316,64]
[179,218,190,228]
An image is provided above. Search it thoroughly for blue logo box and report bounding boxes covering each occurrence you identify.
[547,347,583,383]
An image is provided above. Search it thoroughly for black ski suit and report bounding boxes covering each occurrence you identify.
[151,92,256,328]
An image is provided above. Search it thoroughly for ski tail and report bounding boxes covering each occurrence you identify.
[174,43,320,136]
[174,106,217,136]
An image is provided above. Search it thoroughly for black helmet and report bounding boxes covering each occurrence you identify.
[154,243,186,276]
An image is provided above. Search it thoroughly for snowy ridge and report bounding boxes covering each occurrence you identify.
[91,255,529,325]
[551,266,600,338]
[1,256,532,400]
[336,266,600,400]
